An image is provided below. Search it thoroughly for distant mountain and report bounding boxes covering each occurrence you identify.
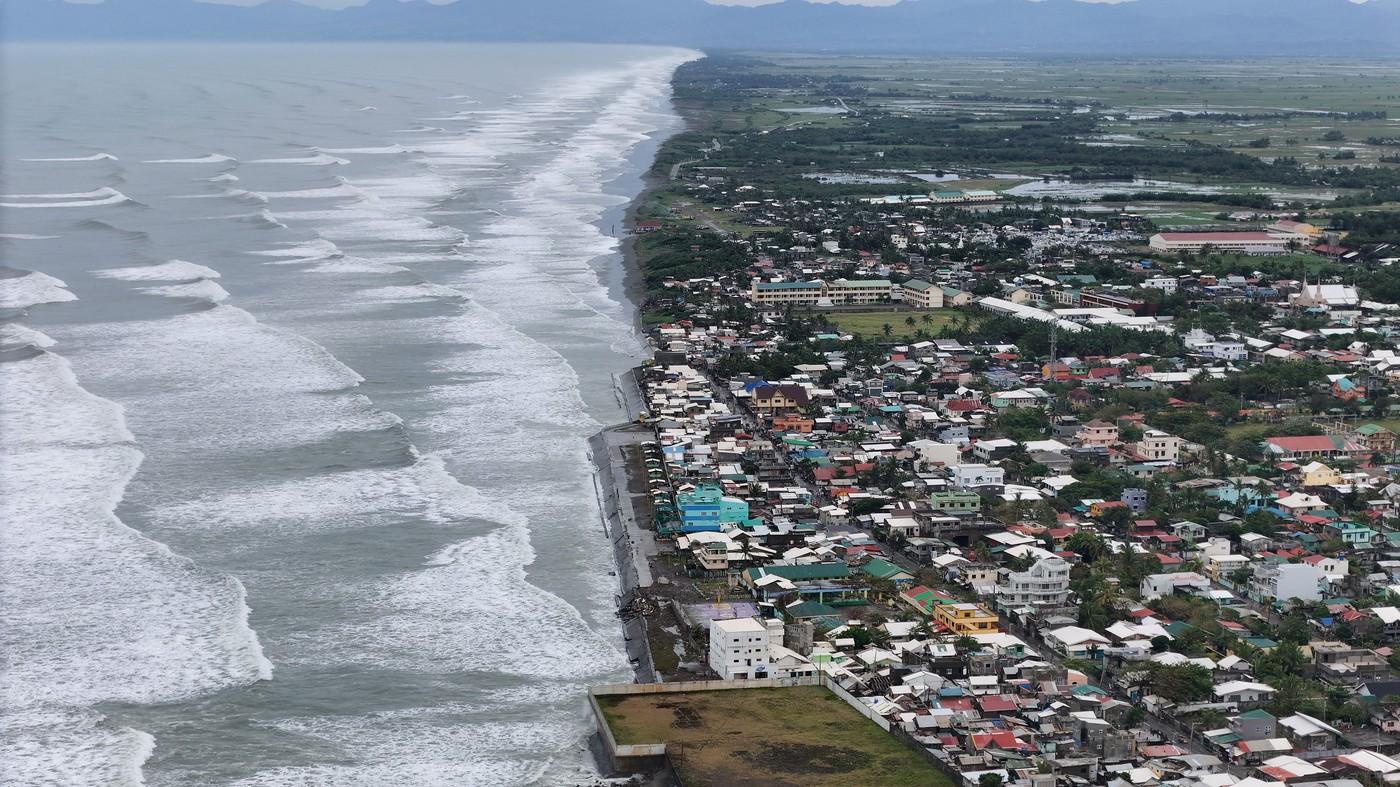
[7,0,1400,55]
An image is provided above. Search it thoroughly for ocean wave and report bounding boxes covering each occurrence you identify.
[143,153,238,164]
[0,186,134,209]
[0,270,79,310]
[0,233,60,241]
[20,153,119,162]
[316,144,419,155]
[249,153,350,166]
[0,323,57,350]
[138,279,231,303]
[97,260,222,281]
[205,172,240,183]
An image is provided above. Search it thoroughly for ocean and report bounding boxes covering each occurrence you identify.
[0,42,695,786]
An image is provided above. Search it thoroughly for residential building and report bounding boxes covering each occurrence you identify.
[1213,680,1277,710]
[1077,420,1119,448]
[1249,562,1322,604]
[933,602,1001,635]
[677,482,758,533]
[751,384,810,413]
[995,556,1071,610]
[1134,429,1183,463]
[952,463,1004,490]
[1140,572,1211,600]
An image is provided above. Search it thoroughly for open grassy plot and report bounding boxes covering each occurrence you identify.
[820,309,965,339]
[598,686,946,787]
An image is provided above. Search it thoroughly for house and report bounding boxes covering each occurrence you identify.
[1140,572,1211,601]
[1133,429,1183,463]
[1277,713,1342,752]
[1213,680,1276,710]
[1299,462,1343,488]
[933,602,1000,635]
[1044,626,1112,660]
[910,439,961,469]
[995,556,1071,611]
[952,463,1005,491]
[1076,420,1119,448]
[751,384,811,414]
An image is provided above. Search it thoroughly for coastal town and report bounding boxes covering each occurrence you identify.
[590,54,1400,787]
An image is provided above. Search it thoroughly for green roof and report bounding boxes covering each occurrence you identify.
[1358,423,1388,435]
[786,600,839,618]
[746,564,851,582]
[902,279,934,292]
[1238,709,1275,720]
[862,558,910,581]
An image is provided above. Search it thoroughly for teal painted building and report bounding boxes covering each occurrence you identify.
[677,482,758,533]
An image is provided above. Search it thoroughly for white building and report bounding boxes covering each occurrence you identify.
[1249,563,1322,604]
[952,463,1004,490]
[1140,572,1211,600]
[1149,232,1290,255]
[1134,429,1184,463]
[995,556,1071,610]
[1144,276,1179,293]
[909,439,961,469]
[708,617,813,680]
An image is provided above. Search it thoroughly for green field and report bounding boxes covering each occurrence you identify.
[820,309,965,339]
[598,686,947,787]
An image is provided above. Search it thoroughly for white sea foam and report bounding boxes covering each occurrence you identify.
[2,187,120,199]
[249,153,350,166]
[96,260,222,281]
[143,153,237,164]
[21,152,120,162]
[0,271,79,310]
[355,282,465,302]
[205,172,241,182]
[0,233,60,240]
[0,347,272,781]
[0,707,154,787]
[224,715,581,787]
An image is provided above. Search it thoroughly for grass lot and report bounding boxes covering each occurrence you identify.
[819,309,966,339]
[598,686,946,787]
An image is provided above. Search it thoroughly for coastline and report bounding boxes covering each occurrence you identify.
[590,59,694,686]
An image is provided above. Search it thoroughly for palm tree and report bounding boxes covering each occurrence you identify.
[904,315,916,330]
[881,323,893,338]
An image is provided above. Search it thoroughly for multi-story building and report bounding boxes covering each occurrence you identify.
[826,278,896,305]
[995,557,1071,610]
[899,279,945,309]
[933,602,1001,636]
[1133,429,1183,463]
[750,280,825,306]
[677,482,757,533]
[708,617,814,680]
[1076,420,1119,448]
[1248,562,1322,604]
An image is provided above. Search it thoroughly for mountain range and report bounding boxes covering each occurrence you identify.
[7,0,1400,55]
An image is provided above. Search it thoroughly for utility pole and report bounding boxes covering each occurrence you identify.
[1046,320,1058,383]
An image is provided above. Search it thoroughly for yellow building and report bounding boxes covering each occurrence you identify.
[933,602,1000,636]
[1299,461,1342,488]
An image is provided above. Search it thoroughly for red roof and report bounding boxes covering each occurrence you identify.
[1267,435,1344,452]
[971,731,1035,752]
[978,695,1017,713]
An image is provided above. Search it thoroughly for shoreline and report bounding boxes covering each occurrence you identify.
[590,64,694,685]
